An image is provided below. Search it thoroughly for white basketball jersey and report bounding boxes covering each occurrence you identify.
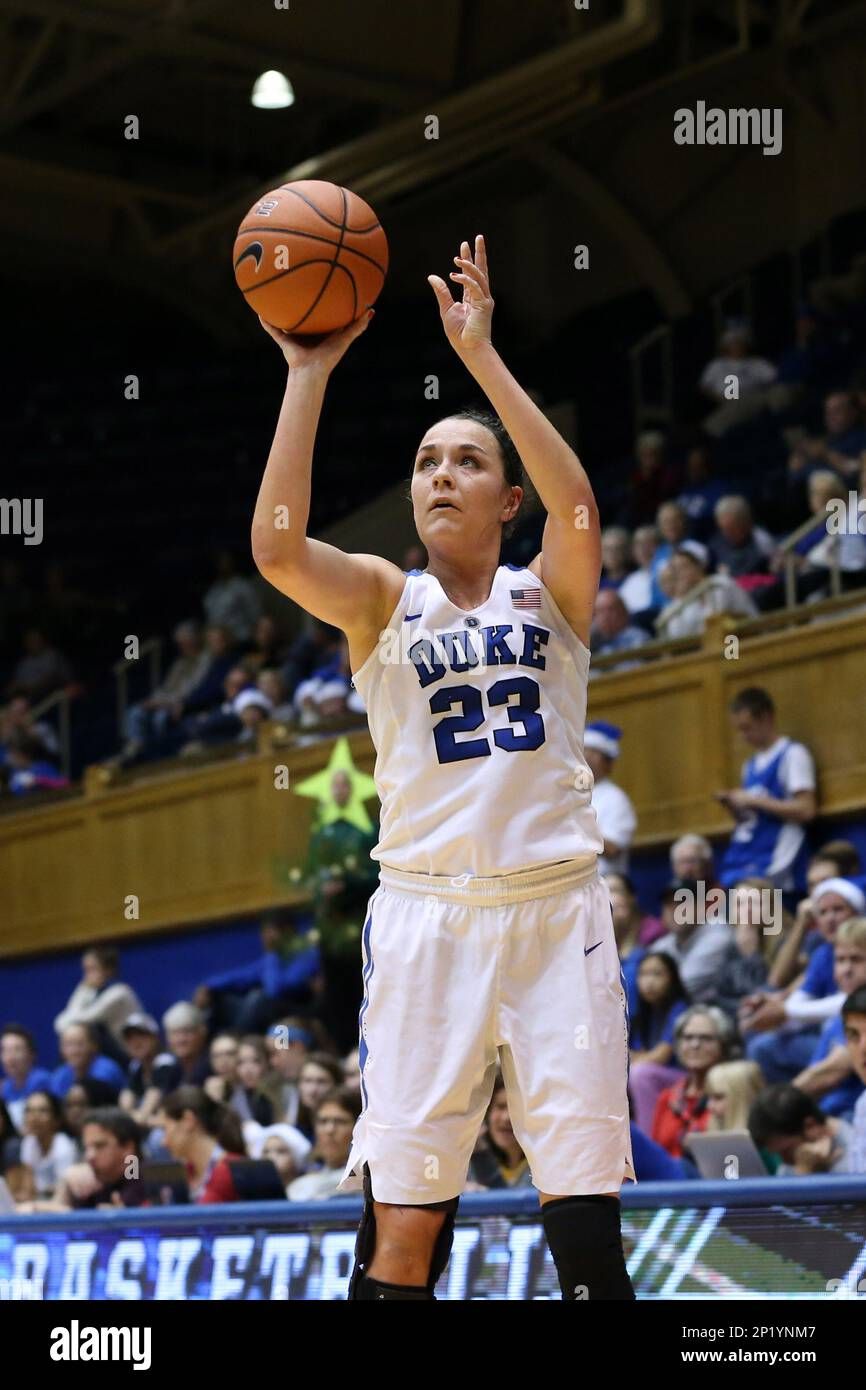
[352,564,602,877]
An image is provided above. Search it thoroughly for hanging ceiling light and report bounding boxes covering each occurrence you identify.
[251,71,295,110]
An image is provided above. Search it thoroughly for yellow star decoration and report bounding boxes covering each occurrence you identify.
[292,737,378,832]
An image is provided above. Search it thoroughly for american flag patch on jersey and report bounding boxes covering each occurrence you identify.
[510,587,541,609]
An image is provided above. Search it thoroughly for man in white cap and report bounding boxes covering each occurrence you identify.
[584,721,637,876]
[655,540,757,640]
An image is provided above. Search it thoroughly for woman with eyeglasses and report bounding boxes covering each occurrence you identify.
[288,1087,361,1202]
[19,1089,78,1197]
[650,1006,739,1158]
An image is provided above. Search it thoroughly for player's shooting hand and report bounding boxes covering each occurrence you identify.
[258,309,374,374]
[428,235,493,360]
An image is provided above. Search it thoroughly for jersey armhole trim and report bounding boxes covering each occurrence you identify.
[350,575,412,686]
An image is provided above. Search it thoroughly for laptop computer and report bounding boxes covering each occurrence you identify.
[685,1129,770,1179]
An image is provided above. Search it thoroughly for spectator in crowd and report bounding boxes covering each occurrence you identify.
[599,526,633,590]
[159,1085,247,1203]
[606,871,665,957]
[118,1013,182,1126]
[705,1059,766,1132]
[709,496,774,580]
[699,320,777,436]
[19,1090,78,1197]
[774,303,840,399]
[202,1032,241,1105]
[794,919,866,1117]
[53,946,142,1059]
[202,549,262,644]
[287,1087,362,1202]
[655,541,757,640]
[788,390,866,482]
[5,627,72,701]
[589,591,648,674]
[63,1078,119,1144]
[301,786,378,1054]
[619,525,659,617]
[0,693,60,765]
[717,687,816,891]
[256,669,295,724]
[342,1048,362,1094]
[0,1098,22,1176]
[231,1036,275,1127]
[466,1075,533,1189]
[244,615,289,676]
[748,1083,855,1175]
[51,1023,126,1100]
[676,444,727,540]
[628,953,689,1133]
[194,913,320,1035]
[0,1024,53,1129]
[650,501,690,607]
[247,1123,312,1191]
[54,1110,148,1210]
[584,722,637,875]
[806,839,862,890]
[279,620,343,705]
[157,624,243,742]
[758,469,866,610]
[293,635,365,731]
[233,688,273,747]
[294,1054,345,1144]
[177,664,252,755]
[117,620,210,765]
[162,1003,211,1086]
[651,1006,738,1158]
[670,833,716,887]
[653,883,734,1003]
[842,987,866,1173]
[710,880,773,1018]
[3,731,69,796]
[739,879,865,1081]
[624,431,680,528]
[264,1020,316,1126]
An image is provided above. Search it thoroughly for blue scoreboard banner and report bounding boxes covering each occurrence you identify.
[1,1179,865,1300]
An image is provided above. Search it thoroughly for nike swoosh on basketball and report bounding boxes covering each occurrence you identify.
[235,242,264,271]
[584,941,603,956]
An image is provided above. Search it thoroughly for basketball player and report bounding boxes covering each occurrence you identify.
[252,235,635,1301]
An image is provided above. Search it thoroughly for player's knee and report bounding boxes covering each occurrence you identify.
[372,1202,446,1266]
[542,1195,635,1301]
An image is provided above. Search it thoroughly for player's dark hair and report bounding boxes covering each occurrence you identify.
[632,951,687,1048]
[747,1083,823,1147]
[446,408,524,491]
[729,687,775,719]
[82,1108,142,1154]
[841,985,866,1021]
[161,1085,246,1154]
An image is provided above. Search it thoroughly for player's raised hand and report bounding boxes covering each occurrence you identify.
[258,308,374,373]
[428,235,493,359]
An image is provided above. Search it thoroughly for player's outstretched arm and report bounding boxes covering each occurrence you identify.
[428,235,600,645]
[251,315,404,640]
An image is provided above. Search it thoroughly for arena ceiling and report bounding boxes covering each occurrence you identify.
[1,0,863,340]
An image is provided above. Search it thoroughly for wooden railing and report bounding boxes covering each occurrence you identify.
[1,595,865,957]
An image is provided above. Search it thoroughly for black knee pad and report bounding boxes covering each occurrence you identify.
[347,1164,460,1300]
[542,1195,634,1301]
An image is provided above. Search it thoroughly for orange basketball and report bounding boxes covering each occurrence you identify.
[232,180,388,334]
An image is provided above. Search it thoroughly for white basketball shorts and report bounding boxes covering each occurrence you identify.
[338,857,636,1205]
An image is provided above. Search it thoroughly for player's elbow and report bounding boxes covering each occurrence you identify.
[251,526,302,580]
